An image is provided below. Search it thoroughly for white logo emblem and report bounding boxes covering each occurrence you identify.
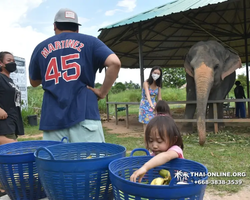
[65,11,75,19]
[174,170,189,183]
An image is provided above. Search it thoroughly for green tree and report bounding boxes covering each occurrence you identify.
[95,82,102,88]
[162,67,186,88]
[124,81,132,89]
[124,80,140,89]
[111,82,126,93]
[134,83,140,89]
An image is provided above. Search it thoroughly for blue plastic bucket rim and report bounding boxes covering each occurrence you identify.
[108,156,208,188]
[0,140,64,157]
[34,142,126,161]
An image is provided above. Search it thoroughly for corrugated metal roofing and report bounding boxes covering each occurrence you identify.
[98,0,250,73]
[102,0,228,29]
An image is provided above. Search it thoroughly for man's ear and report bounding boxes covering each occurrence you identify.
[53,23,56,32]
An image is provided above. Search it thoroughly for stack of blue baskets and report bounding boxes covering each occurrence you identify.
[108,148,208,200]
[34,142,126,200]
[0,140,65,200]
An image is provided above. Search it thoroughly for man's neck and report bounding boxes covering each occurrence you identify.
[55,30,77,35]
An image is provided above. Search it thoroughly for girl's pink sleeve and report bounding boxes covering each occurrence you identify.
[167,145,184,158]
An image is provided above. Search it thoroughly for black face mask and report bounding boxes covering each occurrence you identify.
[5,62,17,73]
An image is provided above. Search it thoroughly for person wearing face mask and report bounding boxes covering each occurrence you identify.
[0,51,24,145]
[139,66,162,132]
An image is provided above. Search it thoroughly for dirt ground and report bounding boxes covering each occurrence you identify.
[101,114,250,200]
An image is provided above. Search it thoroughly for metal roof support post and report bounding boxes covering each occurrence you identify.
[138,22,144,89]
[243,0,250,117]
[105,67,109,121]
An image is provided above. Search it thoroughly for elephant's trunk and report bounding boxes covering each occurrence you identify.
[194,62,214,145]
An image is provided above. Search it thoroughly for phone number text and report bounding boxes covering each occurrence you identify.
[194,179,243,185]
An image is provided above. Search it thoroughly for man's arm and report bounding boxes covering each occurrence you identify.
[241,86,246,98]
[29,46,42,87]
[99,54,121,98]
[29,77,42,87]
[87,53,121,99]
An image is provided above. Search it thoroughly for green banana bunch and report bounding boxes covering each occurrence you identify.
[159,169,171,185]
[150,169,171,185]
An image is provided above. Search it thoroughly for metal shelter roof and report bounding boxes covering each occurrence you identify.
[98,0,250,69]
[104,0,228,29]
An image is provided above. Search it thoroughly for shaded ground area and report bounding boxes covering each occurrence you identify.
[101,113,250,200]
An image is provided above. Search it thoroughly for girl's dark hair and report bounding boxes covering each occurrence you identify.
[0,51,13,72]
[147,66,162,87]
[55,22,79,32]
[155,100,171,116]
[145,115,183,150]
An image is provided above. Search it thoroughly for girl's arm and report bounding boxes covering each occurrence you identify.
[157,87,162,101]
[143,81,154,108]
[130,150,179,183]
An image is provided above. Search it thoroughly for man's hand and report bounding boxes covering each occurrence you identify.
[0,108,8,119]
[87,86,105,100]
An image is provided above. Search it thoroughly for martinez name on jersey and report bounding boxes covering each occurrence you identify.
[41,39,84,58]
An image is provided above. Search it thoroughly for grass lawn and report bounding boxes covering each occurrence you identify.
[22,124,250,194]
[103,129,250,193]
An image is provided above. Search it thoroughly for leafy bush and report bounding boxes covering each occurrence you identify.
[27,86,43,109]
[108,89,141,102]
[95,82,102,88]
[107,88,186,103]
[21,107,37,126]
[98,99,106,113]
[129,91,141,102]
[161,88,186,101]
[111,82,126,93]
[25,85,188,120]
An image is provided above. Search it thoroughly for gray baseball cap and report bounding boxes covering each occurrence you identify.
[54,8,81,25]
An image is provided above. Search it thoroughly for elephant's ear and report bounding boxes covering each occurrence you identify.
[221,50,241,80]
[184,54,193,77]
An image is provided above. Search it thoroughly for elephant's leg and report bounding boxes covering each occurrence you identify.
[181,74,196,133]
[207,73,235,130]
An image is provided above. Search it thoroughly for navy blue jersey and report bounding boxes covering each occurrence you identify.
[29,32,113,130]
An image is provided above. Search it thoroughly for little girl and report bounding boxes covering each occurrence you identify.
[130,115,184,183]
[155,100,171,116]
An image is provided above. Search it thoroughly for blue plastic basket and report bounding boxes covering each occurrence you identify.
[0,139,66,200]
[34,142,126,200]
[108,148,208,200]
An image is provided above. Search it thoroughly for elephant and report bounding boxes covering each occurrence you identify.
[182,40,241,145]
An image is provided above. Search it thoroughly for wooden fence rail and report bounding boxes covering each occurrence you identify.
[106,99,250,132]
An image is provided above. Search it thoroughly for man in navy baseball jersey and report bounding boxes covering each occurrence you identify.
[29,8,121,142]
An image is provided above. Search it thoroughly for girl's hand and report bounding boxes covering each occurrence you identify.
[0,108,8,120]
[130,166,147,183]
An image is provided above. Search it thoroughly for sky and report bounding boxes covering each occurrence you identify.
[0,0,247,87]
